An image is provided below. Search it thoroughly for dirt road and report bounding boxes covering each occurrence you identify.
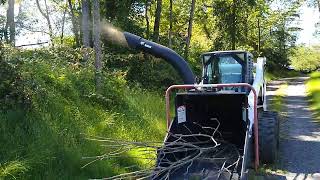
[267,77,320,180]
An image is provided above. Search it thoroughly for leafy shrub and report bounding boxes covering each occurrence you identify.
[104,52,182,91]
[290,46,320,72]
[0,46,28,110]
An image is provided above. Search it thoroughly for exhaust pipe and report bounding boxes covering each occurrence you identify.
[123,32,195,84]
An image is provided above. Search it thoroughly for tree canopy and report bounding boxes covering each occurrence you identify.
[0,0,315,76]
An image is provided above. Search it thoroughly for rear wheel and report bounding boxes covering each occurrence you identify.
[258,111,279,164]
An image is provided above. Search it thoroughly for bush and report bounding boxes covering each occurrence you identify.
[290,46,320,72]
[0,46,27,110]
[104,52,182,91]
[0,46,167,179]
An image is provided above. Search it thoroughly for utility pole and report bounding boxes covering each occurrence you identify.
[258,18,261,55]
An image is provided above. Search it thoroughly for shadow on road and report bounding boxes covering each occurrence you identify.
[266,77,320,179]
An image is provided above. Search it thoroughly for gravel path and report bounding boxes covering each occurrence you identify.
[267,77,320,180]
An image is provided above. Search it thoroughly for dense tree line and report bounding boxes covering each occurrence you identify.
[0,0,317,89]
[290,45,320,72]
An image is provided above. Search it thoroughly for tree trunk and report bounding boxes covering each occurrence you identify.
[82,0,90,62]
[258,18,261,55]
[4,16,8,43]
[145,0,150,39]
[93,0,102,92]
[231,0,236,50]
[203,24,212,40]
[60,1,67,44]
[6,0,15,46]
[184,0,196,58]
[82,0,90,45]
[78,0,83,42]
[153,0,162,42]
[67,0,80,47]
[317,0,320,13]
[244,11,248,42]
[35,0,54,46]
[168,0,173,48]
[105,1,116,20]
[89,1,93,47]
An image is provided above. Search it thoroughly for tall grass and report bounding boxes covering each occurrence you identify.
[0,48,167,179]
[0,160,29,179]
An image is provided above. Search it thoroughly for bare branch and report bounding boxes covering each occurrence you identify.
[83,119,242,179]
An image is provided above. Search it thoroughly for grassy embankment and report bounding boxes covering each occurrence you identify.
[0,48,167,179]
[306,71,320,122]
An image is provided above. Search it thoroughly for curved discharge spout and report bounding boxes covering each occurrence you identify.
[123,32,195,84]
[100,23,195,84]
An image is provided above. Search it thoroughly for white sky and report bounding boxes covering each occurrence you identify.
[296,4,320,45]
[1,0,72,48]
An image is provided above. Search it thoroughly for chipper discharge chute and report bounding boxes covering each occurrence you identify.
[119,32,280,180]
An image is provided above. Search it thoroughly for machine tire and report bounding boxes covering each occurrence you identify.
[258,111,279,164]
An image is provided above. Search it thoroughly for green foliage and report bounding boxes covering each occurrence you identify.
[104,52,182,91]
[122,0,301,72]
[0,160,29,179]
[0,47,167,179]
[1,0,304,75]
[290,46,320,72]
[265,70,301,82]
[0,46,27,110]
[52,36,79,47]
[306,71,320,122]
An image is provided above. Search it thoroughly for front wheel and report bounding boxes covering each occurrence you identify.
[258,111,279,164]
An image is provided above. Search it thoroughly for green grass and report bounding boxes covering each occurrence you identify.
[306,71,320,122]
[0,48,167,179]
[0,160,29,179]
[265,70,301,82]
[269,84,288,113]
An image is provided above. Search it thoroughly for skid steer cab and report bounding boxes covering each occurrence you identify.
[121,32,280,180]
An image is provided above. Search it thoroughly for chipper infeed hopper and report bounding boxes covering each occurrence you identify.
[118,32,279,180]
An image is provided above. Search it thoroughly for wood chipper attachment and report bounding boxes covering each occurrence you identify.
[119,32,279,180]
[157,83,257,179]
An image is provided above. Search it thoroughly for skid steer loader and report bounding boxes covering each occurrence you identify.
[116,32,280,180]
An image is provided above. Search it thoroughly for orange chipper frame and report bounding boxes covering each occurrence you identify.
[165,83,259,170]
